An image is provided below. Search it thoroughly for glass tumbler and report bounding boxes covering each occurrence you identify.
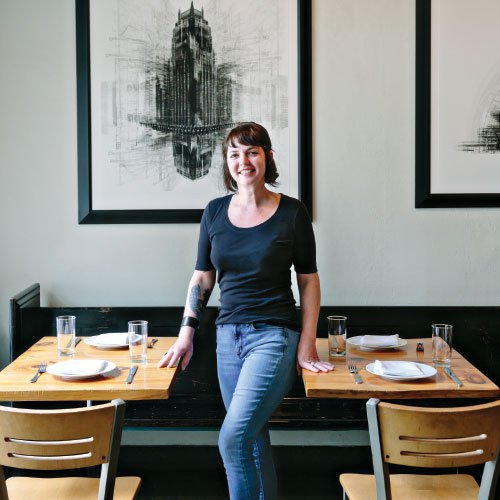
[328,315,347,357]
[432,323,453,367]
[128,320,148,363]
[56,315,76,356]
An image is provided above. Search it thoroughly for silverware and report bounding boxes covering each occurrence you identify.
[30,362,47,383]
[74,337,82,347]
[148,338,158,348]
[444,367,463,387]
[347,359,363,384]
[126,365,138,384]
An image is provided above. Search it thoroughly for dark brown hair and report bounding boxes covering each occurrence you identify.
[222,122,279,192]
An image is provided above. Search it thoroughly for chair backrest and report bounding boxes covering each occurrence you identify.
[367,398,500,500]
[0,399,125,500]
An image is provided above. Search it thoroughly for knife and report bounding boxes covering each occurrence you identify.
[126,365,138,384]
[444,367,463,387]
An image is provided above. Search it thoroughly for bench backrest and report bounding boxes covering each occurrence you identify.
[9,284,500,428]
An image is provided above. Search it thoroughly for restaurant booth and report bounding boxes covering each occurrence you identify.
[2,283,499,498]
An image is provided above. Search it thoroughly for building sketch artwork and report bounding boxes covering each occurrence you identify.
[139,3,235,180]
[95,0,291,207]
[459,80,500,154]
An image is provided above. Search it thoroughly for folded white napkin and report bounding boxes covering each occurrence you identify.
[59,360,108,376]
[361,334,399,347]
[373,360,423,377]
[95,333,129,346]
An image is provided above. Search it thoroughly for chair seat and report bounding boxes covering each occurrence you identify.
[340,473,480,500]
[6,476,142,500]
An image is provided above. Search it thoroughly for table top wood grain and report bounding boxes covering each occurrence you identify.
[0,337,178,401]
[303,338,500,399]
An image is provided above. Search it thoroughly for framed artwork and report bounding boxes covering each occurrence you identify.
[415,0,500,208]
[76,0,312,223]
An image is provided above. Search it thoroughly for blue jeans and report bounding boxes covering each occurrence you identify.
[216,323,299,500]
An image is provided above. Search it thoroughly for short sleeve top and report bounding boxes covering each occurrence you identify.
[195,194,317,330]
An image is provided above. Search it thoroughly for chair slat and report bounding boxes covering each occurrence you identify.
[7,437,94,445]
[401,449,485,459]
[10,452,92,461]
[400,433,487,444]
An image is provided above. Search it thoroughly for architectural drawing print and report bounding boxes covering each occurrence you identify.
[415,0,500,206]
[459,81,500,154]
[90,0,296,211]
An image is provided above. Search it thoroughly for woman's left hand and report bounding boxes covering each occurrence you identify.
[297,340,334,373]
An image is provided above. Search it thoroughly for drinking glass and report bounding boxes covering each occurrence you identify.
[128,320,148,363]
[328,315,347,357]
[56,315,76,356]
[432,323,453,367]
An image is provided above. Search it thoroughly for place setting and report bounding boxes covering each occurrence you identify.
[46,359,117,380]
[324,315,460,385]
[84,332,137,349]
[365,360,437,381]
[346,334,407,351]
[35,317,153,383]
[363,323,455,383]
[327,316,408,358]
[85,330,158,350]
[38,315,120,381]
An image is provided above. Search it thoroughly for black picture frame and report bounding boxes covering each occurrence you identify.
[415,0,500,208]
[76,0,312,224]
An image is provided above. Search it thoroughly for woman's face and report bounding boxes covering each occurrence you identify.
[226,141,267,189]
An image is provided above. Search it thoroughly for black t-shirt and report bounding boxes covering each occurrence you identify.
[195,194,317,330]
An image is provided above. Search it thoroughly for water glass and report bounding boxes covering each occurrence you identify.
[128,320,148,363]
[328,315,347,357]
[57,315,76,356]
[432,323,453,367]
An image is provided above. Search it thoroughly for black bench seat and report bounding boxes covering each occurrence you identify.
[8,283,500,430]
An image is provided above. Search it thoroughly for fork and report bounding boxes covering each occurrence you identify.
[347,359,363,384]
[30,362,47,383]
[148,338,158,348]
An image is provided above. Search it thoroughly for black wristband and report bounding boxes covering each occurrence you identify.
[181,316,200,329]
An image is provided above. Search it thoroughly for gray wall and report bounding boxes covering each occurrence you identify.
[1,0,499,367]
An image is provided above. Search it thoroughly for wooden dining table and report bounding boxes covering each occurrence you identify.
[0,336,178,402]
[303,338,500,399]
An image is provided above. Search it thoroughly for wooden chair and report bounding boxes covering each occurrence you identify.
[0,399,141,500]
[340,398,500,500]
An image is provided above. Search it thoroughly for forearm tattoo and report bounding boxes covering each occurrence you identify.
[189,284,211,316]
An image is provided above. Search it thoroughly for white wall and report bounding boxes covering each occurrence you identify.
[1,0,499,367]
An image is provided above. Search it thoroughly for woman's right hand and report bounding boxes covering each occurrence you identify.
[157,327,194,371]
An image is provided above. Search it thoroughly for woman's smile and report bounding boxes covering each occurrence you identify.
[238,167,256,175]
[227,141,267,187]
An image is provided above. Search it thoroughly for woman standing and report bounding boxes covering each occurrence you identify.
[158,122,333,499]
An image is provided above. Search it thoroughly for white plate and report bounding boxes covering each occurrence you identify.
[84,333,140,349]
[47,359,117,380]
[347,335,408,350]
[365,362,437,381]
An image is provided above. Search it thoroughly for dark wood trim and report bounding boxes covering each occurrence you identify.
[75,0,91,223]
[415,0,431,208]
[9,283,40,363]
[298,0,313,218]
